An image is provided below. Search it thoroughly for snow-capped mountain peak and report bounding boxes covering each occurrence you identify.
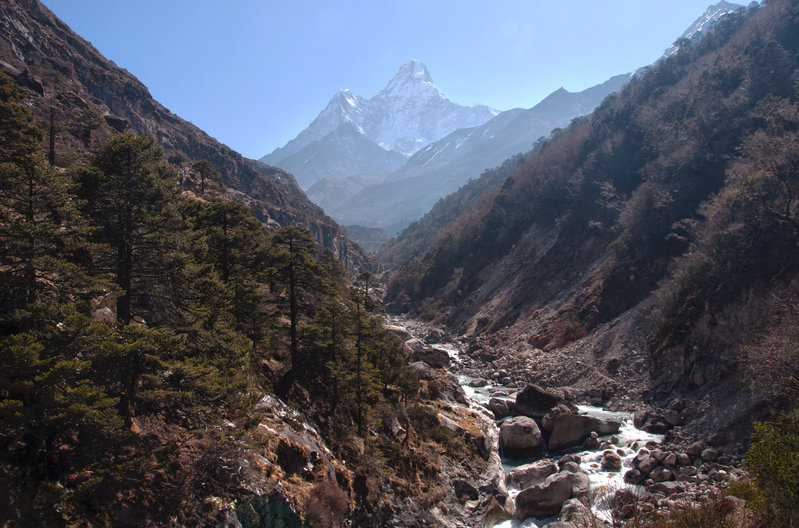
[387,59,436,88]
[261,59,497,169]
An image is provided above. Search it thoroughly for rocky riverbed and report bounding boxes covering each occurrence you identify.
[386,317,748,527]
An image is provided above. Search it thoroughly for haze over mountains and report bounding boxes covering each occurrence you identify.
[260,59,498,188]
[6,0,799,526]
[264,1,742,243]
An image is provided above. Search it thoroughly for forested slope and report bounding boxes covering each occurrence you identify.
[0,73,501,526]
[387,0,799,441]
[0,0,372,271]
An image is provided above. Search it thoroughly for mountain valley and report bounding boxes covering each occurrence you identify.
[2,0,799,527]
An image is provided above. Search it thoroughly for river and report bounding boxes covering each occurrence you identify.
[429,340,664,527]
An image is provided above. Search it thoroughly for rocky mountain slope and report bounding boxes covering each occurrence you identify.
[313,1,743,241]
[0,0,373,271]
[261,59,497,189]
[327,74,631,236]
[386,0,798,449]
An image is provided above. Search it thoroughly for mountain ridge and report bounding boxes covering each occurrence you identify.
[260,59,498,188]
[0,0,374,271]
[386,0,795,448]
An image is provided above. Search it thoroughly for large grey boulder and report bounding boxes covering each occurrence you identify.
[486,397,510,418]
[548,414,621,452]
[409,346,451,368]
[499,416,543,456]
[406,361,438,380]
[514,384,576,418]
[515,472,573,519]
[506,459,558,489]
[385,325,413,342]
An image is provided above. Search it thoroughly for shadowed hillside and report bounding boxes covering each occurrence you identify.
[387,0,799,444]
[0,0,373,271]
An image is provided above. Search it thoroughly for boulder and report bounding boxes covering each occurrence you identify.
[547,413,621,452]
[385,325,413,342]
[686,441,705,457]
[405,338,427,351]
[624,468,644,484]
[515,384,576,419]
[542,403,574,433]
[601,451,623,472]
[701,448,719,462]
[424,328,446,343]
[585,431,600,450]
[664,409,683,426]
[633,410,671,434]
[650,481,685,495]
[507,459,558,489]
[500,416,543,456]
[559,461,581,474]
[486,397,510,418]
[559,498,596,526]
[406,361,437,381]
[651,467,673,482]
[564,470,590,499]
[559,454,581,466]
[515,472,574,519]
[410,346,451,368]
[636,455,659,475]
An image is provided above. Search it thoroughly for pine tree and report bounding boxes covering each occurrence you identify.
[270,225,326,394]
[0,73,89,328]
[191,159,220,193]
[76,133,180,324]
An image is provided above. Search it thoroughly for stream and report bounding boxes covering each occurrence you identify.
[429,340,664,527]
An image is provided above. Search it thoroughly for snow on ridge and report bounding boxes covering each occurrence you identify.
[664,1,743,56]
[282,59,498,158]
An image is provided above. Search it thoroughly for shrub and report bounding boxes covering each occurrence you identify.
[744,410,799,527]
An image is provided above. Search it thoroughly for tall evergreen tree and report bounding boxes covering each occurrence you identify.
[76,133,179,324]
[0,73,86,325]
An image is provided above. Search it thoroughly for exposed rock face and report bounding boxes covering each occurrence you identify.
[499,416,542,456]
[0,0,374,272]
[547,413,620,452]
[514,384,576,419]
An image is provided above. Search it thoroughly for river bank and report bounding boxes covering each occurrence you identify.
[386,316,748,527]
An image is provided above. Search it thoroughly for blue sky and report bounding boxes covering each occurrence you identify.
[41,1,727,159]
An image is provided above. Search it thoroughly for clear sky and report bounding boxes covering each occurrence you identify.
[40,1,727,159]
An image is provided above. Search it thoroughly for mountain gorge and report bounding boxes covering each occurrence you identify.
[276,2,744,241]
[387,0,798,448]
[3,0,799,526]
